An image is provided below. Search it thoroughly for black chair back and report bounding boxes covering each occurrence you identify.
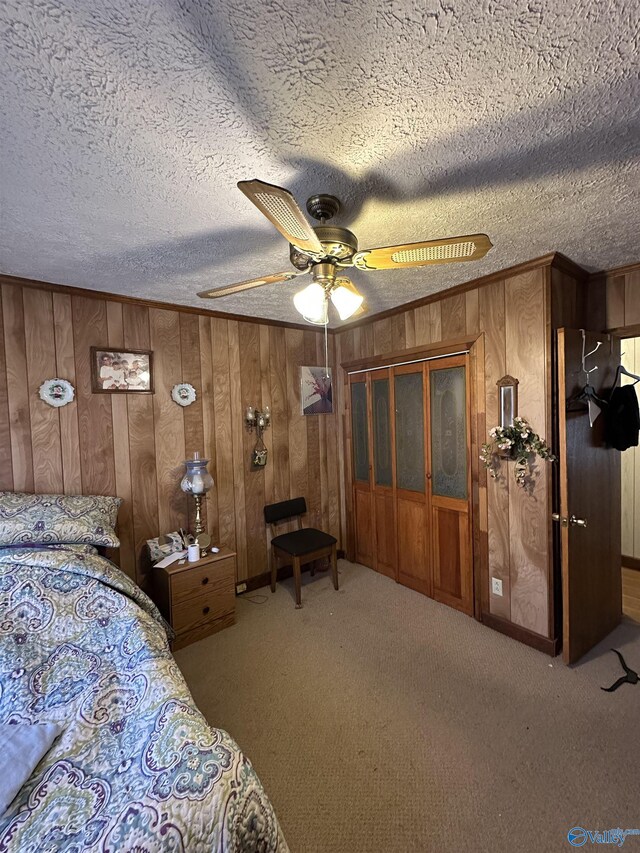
[264,497,307,525]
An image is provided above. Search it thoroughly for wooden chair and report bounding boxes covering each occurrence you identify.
[264,497,338,607]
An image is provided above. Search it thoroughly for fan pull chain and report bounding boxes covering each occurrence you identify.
[324,318,329,379]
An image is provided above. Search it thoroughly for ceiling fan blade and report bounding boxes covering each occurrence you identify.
[237,179,324,256]
[352,234,493,271]
[197,268,308,299]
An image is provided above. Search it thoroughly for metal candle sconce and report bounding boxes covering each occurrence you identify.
[180,452,214,535]
[245,405,271,467]
[496,375,519,429]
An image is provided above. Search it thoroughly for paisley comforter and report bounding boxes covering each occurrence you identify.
[0,545,288,852]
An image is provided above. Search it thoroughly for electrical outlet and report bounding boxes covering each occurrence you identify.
[236,582,247,595]
[491,577,503,597]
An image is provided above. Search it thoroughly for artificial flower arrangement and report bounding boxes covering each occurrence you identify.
[480,416,556,488]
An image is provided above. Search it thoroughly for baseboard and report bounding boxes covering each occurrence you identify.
[237,551,345,595]
[622,555,640,572]
[481,611,560,657]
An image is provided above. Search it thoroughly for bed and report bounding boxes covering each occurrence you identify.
[0,493,288,853]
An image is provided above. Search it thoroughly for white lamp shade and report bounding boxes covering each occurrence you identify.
[293,282,328,325]
[330,280,364,320]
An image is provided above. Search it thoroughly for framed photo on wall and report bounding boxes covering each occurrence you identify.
[90,347,154,393]
[301,366,333,415]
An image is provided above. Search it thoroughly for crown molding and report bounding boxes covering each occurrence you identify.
[0,273,320,333]
[338,252,587,331]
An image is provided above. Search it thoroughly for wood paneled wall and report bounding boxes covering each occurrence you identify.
[335,263,556,638]
[0,281,341,591]
[621,336,640,561]
[605,264,640,330]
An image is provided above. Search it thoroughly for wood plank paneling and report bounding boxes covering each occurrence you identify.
[106,301,134,577]
[211,319,236,555]
[52,293,81,494]
[505,269,549,636]
[23,289,63,493]
[0,279,333,591]
[123,304,158,590]
[240,323,266,577]
[260,325,274,557]
[624,271,640,326]
[413,305,432,346]
[286,329,308,503]
[2,284,34,492]
[0,293,13,491]
[72,296,116,496]
[149,308,187,535]
[478,280,511,620]
[304,331,322,527]
[269,326,290,505]
[198,316,218,543]
[373,318,393,355]
[180,314,207,534]
[440,292,466,340]
[228,320,248,580]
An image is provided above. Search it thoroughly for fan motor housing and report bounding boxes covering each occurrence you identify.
[289,226,358,270]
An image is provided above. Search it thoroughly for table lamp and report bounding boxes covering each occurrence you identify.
[180,452,214,536]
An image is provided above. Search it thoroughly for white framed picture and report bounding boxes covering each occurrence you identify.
[300,366,333,415]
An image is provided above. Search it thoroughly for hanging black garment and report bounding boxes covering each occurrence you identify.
[604,385,640,450]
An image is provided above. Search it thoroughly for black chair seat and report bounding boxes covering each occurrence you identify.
[271,528,337,557]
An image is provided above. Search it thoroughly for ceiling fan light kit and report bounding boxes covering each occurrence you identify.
[293,282,329,325]
[329,278,364,321]
[198,178,493,325]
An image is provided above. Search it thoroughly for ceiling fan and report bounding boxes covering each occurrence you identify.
[198,179,493,324]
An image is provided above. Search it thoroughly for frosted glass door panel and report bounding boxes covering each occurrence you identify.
[351,382,369,483]
[430,366,467,499]
[373,378,392,487]
[394,372,425,492]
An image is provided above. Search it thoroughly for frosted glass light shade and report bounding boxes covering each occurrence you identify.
[293,282,328,325]
[330,280,364,320]
[180,456,214,495]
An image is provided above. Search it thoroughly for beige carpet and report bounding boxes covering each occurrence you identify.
[175,561,640,853]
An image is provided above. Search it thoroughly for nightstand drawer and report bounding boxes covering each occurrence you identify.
[171,574,234,633]
[171,556,235,606]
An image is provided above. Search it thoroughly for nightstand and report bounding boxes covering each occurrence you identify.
[153,547,236,650]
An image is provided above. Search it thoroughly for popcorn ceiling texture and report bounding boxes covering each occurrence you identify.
[0,0,638,325]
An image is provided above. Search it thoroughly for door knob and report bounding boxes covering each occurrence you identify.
[551,513,568,526]
[569,515,587,528]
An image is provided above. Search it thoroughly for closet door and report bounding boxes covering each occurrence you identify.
[428,357,473,615]
[350,377,374,568]
[371,371,396,578]
[394,364,430,595]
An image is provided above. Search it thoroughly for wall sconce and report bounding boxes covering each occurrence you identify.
[496,375,519,428]
[180,451,214,535]
[245,405,271,467]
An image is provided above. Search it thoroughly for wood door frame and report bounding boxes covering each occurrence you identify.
[342,334,486,621]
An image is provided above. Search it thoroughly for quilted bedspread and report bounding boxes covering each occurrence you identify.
[0,545,288,852]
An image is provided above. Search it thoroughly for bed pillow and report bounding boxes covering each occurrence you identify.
[0,492,122,548]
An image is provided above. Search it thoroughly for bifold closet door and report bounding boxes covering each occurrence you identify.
[371,372,396,578]
[350,378,374,568]
[394,364,430,595]
[428,357,473,615]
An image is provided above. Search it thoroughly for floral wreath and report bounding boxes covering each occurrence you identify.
[480,416,556,488]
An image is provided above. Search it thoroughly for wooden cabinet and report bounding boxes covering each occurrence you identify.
[153,548,236,650]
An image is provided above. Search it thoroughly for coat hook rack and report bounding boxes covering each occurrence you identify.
[580,329,602,381]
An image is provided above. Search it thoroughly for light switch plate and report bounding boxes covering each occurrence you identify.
[491,577,503,596]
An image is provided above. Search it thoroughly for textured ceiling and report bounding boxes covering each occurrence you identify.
[1,1,638,326]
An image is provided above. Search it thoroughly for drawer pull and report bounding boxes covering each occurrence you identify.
[203,606,210,615]
[201,577,209,585]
